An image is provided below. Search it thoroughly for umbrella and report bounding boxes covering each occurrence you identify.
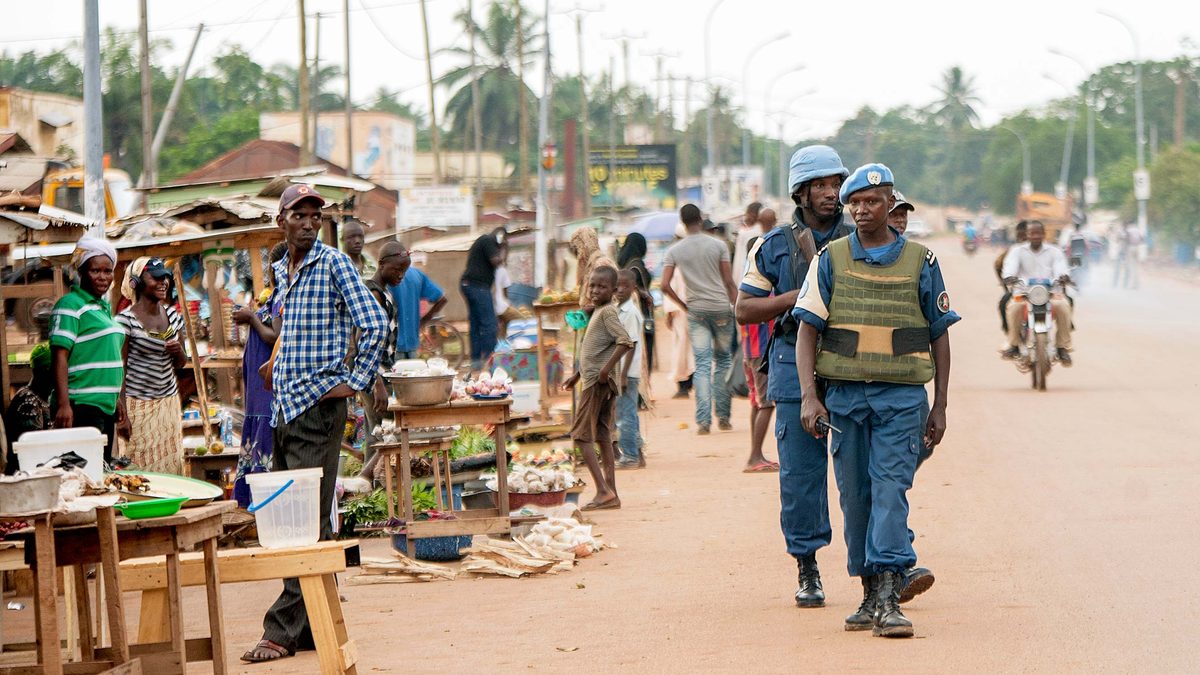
[630,211,682,241]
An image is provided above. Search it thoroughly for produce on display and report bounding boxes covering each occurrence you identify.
[484,461,579,495]
[536,290,580,305]
[464,368,513,398]
[106,473,151,494]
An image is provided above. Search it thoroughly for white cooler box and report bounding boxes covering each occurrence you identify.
[14,427,107,482]
[510,382,540,414]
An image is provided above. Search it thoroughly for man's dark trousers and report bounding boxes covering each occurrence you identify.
[262,397,347,651]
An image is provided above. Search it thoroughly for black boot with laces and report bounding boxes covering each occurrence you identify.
[873,570,914,638]
[845,575,879,631]
[794,554,825,608]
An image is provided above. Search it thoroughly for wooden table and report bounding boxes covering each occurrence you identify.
[184,452,239,490]
[532,302,576,420]
[12,502,235,675]
[385,399,512,556]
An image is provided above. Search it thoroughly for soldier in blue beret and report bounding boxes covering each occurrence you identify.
[735,145,854,609]
[792,163,960,637]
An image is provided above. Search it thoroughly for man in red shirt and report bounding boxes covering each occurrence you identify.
[741,212,780,473]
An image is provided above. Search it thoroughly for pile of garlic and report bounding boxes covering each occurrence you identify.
[485,463,578,494]
[523,518,598,551]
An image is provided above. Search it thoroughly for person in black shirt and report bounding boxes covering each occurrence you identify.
[4,343,54,474]
[461,227,506,375]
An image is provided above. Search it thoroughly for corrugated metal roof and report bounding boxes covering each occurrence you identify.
[0,155,48,192]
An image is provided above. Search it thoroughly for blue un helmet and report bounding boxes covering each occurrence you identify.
[788,145,850,196]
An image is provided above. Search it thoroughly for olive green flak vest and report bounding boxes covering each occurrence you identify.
[814,237,935,385]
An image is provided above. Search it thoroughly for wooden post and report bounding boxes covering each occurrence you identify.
[173,264,214,447]
[250,246,266,296]
[204,258,235,405]
[0,282,9,409]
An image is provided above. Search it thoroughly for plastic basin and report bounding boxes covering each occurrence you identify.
[114,496,188,520]
[246,468,323,549]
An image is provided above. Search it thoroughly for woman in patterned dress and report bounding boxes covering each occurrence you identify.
[117,257,187,474]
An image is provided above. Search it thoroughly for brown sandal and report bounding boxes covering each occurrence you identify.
[242,639,292,663]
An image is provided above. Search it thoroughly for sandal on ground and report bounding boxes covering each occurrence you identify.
[743,461,780,474]
[582,498,621,511]
[242,640,292,663]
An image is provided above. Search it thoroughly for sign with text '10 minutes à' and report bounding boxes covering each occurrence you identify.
[397,187,476,231]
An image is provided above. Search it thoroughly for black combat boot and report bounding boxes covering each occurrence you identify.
[844,575,879,631]
[794,555,825,608]
[899,567,935,604]
[873,570,914,638]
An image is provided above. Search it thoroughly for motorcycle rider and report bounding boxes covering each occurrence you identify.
[995,220,1028,334]
[1001,221,1074,366]
[735,146,852,609]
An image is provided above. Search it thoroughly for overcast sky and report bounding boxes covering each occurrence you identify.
[4,0,1198,140]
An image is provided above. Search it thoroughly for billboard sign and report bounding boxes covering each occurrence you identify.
[397,187,476,231]
[589,144,677,211]
[701,166,764,210]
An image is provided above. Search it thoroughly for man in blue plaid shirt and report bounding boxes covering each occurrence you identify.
[244,184,388,664]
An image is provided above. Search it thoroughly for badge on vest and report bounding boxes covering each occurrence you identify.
[937,291,950,313]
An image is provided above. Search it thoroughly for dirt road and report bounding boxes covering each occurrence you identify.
[176,238,1200,673]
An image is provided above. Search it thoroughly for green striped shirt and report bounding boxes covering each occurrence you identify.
[49,286,125,415]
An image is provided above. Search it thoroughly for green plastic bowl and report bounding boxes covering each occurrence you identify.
[114,496,188,520]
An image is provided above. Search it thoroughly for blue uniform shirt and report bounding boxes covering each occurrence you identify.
[739,213,854,402]
[791,229,962,421]
[389,267,445,354]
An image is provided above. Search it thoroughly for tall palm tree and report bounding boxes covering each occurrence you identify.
[439,2,539,164]
[932,66,982,130]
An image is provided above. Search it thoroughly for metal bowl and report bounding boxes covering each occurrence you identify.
[0,474,62,516]
[384,373,455,407]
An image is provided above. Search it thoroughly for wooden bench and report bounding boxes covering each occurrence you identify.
[119,541,357,675]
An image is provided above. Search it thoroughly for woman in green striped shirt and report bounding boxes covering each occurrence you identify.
[50,237,128,463]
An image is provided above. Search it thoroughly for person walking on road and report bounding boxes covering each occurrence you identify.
[243,184,388,663]
[739,211,781,474]
[735,145,853,608]
[461,227,507,376]
[661,204,739,435]
[793,163,960,638]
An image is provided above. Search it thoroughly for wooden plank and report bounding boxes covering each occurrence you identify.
[299,575,344,675]
[406,517,510,539]
[494,417,510,516]
[0,283,59,300]
[322,574,357,675]
[0,282,9,410]
[135,589,169,643]
[73,566,95,662]
[113,502,234,531]
[201,538,227,675]
[120,637,210,664]
[104,645,182,674]
[63,554,79,659]
[173,264,213,447]
[393,406,507,429]
[95,508,129,666]
[0,663,117,675]
[430,449,444,510]
[33,516,62,675]
[99,659,142,675]
[171,516,224,551]
[120,545,348,592]
[250,246,265,296]
[163,554,185,660]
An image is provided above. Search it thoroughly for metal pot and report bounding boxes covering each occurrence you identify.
[0,474,62,515]
[384,374,455,407]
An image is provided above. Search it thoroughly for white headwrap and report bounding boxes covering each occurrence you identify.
[71,236,118,271]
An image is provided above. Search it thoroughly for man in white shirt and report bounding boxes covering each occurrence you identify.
[1000,221,1074,365]
[615,269,645,468]
[493,246,523,339]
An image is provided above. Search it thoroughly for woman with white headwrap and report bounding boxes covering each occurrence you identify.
[50,236,127,463]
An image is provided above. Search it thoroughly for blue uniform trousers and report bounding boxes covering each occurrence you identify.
[774,402,832,559]
[827,383,923,577]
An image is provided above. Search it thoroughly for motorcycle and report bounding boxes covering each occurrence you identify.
[1005,278,1067,391]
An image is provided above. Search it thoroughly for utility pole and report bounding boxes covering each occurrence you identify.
[82,0,104,233]
[1050,48,1097,207]
[151,24,204,176]
[298,0,311,165]
[311,13,321,158]
[535,0,551,288]
[469,0,483,226]
[419,0,441,185]
[138,0,153,194]
[1098,11,1147,236]
[1173,66,1188,150]
[681,76,691,185]
[344,0,353,173]
[704,0,729,169]
[576,12,592,217]
[608,54,617,216]
[516,2,529,205]
[741,31,789,167]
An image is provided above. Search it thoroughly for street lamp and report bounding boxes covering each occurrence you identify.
[998,125,1032,196]
[1043,73,1079,202]
[758,63,806,192]
[1049,48,1098,206]
[741,31,790,167]
[704,0,730,170]
[1097,10,1148,235]
[771,111,809,217]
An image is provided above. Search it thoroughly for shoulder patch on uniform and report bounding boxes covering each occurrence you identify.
[925,248,937,267]
[937,291,950,313]
[815,243,830,258]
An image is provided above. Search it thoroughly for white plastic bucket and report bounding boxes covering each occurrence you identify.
[14,428,106,482]
[246,468,323,549]
[511,382,540,414]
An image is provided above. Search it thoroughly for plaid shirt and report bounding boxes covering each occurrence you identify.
[270,240,387,425]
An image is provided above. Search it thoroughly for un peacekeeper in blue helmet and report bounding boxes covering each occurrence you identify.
[734,145,854,610]
[791,162,961,638]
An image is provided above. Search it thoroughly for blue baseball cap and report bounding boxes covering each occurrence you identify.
[788,145,850,194]
[839,163,894,204]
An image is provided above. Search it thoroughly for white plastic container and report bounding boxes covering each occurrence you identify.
[14,428,106,482]
[245,468,323,549]
[511,382,540,414]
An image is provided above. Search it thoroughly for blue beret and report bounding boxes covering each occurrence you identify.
[839,163,894,203]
